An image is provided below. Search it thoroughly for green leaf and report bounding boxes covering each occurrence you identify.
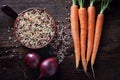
[100,0,112,14]
[78,0,85,8]
[72,0,77,5]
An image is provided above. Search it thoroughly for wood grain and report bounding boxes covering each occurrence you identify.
[0,0,120,80]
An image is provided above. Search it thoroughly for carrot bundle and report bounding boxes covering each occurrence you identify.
[70,0,111,76]
[78,0,87,73]
[70,0,81,68]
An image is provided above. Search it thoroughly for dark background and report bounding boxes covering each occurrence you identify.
[0,0,120,80]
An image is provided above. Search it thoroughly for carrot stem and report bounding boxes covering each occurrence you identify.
[90,0,95,6]
[78,0,85,8]
[100,0,111,14]
[72,0,77,5]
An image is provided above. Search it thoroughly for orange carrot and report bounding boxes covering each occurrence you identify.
[78,0,87,72]
[91,0,111,67]
[91,13,104,66]
[90,0,111,79]
[90,13,104,79]
[70,0,80,68]
[86,0,96,65]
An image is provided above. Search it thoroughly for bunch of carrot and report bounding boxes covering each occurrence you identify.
[70,0,111,75]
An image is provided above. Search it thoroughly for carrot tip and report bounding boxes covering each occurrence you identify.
[86,60,89,66]
[76,62,79,69]
[85,72,92,80]
[83,63,87,74]
[83,66,87,73]
[91,65,96,80]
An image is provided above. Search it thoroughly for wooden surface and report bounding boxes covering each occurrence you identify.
[0,0,120,80]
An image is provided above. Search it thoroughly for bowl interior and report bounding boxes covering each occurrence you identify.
[14,7,56,49]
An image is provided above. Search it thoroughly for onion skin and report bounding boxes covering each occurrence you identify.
[39,57,58,79]
[24,53,40,69]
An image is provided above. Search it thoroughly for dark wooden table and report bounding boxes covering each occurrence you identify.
[0,0,120,80]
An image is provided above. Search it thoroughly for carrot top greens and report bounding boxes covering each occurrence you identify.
[100,0,111,14]
[72,0,77,5]
[90,0,96,6]
[78,0,85,8]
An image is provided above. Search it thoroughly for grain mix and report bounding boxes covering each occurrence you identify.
[14,8,55,49]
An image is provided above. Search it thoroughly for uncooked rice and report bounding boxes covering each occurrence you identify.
[15,8,55,49]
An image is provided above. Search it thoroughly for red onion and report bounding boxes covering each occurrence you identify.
[24,53,40,69]
[39,57,58,79]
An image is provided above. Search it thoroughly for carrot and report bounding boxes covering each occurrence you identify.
[70,0,80,68]
[78,0,87,72]
[86,0,96,65]
[91,0,111,67]
[91,0,111,78]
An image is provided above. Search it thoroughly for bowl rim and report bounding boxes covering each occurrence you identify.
[14,7,56,49]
